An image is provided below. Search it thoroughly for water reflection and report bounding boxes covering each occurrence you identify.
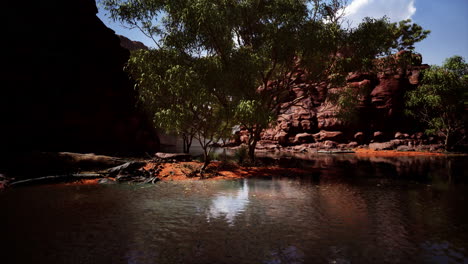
[207,180,249,225]
[421,241,467,263]
[1,155,467,264]
[265,245,304,264]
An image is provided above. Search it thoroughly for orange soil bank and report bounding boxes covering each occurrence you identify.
[353,148,444,157]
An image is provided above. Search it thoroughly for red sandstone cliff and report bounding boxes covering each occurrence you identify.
[236,52,431,149]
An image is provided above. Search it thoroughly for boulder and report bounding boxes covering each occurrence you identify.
[411,132,426,139]
[294,133,315,144]
[322,140,338,149]
[292,145,309,152]
[373,131,385,142]
[274,131,290,146]
[369,142,394,150]
[394,132,410,139]
[369,140,405,150]
[256,143,280,151]
[354,132,365,143]
[347,142,359,149]
[396,145,414,152]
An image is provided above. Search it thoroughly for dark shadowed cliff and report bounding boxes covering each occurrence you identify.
[1,0,159,155]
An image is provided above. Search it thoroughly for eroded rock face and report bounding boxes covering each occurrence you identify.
[250,53,429,146]
[1,0,159,154]
[313,131,344,143]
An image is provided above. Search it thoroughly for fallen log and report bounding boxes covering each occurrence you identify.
[9,174,104,187]
[0,152,128,177]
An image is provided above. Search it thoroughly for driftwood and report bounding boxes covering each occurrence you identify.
[155,152,192,161]
[9,174,104,187]
[0,152,128,178]
[6,160,159,187]
[106,161,147,176]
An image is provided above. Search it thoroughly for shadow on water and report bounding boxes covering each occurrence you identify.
[0,153,467,263]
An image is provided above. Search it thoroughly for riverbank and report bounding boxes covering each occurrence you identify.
[353,148,445,156]
[0,149,462,189]
[55,161,310,186]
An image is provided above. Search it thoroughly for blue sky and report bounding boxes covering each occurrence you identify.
[97,0,468,66]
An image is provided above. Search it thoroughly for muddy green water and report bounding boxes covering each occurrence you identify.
[1,155,467,264]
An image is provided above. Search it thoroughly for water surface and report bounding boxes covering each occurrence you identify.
[1,155,467,264]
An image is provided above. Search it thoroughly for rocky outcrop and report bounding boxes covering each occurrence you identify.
[253,52,430,148]
[313,131,344,143]
[1,0,159,154]
[118,35,149,51]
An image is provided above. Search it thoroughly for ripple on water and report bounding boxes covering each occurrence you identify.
[1,156,468,263]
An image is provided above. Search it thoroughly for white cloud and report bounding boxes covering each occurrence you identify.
[343,0,416,26]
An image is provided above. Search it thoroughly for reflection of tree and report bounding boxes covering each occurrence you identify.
[12,170,464,263]
[206,179,250,225]
[118,157,467,263]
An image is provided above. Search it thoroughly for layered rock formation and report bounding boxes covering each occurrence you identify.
[1,0,159,154]
[253,52,431,150]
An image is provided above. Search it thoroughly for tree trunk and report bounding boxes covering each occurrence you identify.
[248,131,259,163]
[200,149,210,172]
[445,134,449,151]
[248,142,256,163]
[182,133,193,154]
[444,129,452,151]
[182,134,187,153]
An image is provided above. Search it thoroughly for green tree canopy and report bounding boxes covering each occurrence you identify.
[405,55,468,150]
[102,0,430,161]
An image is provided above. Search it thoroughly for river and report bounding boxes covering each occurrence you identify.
[0,155,467,263]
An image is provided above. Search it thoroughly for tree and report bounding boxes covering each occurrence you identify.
[405,56,468,150]
[102,0,430,161]
[127,49,195,154]
[328,17,430,125]
[127,49,231,170]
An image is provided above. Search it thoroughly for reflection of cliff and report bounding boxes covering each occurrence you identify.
[1,0,159,154]
[257,152,463,182]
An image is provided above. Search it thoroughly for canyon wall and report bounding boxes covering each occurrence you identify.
[237,52,433,150]
[1,0,159,154]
